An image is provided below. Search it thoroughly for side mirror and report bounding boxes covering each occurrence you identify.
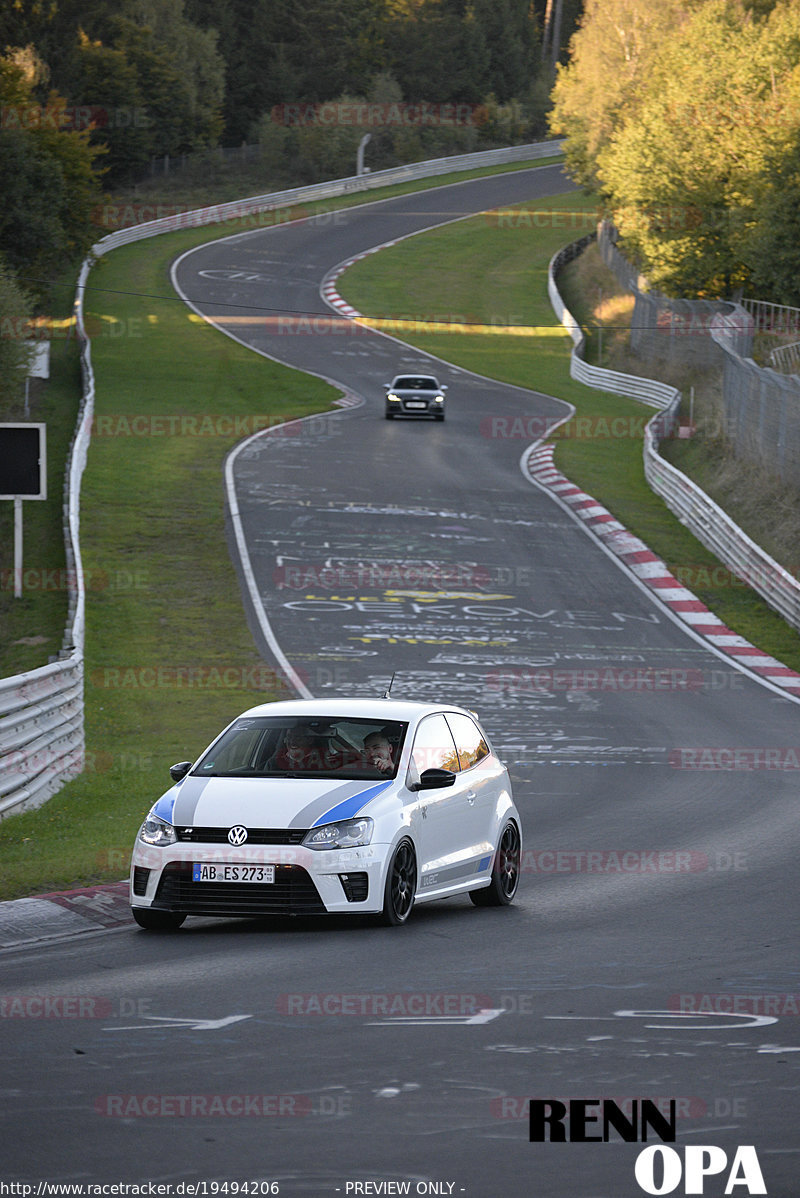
[169,761,192,782]
[440,384,448,390]
[410,767,457,792]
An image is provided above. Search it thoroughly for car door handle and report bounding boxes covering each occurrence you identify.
[466,790,476,804]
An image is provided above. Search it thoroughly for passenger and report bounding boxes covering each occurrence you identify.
[363,731,394,776]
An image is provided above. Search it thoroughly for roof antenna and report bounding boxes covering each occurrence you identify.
[383,671,396,700]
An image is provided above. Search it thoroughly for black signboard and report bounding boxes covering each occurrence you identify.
[0,423,46,500]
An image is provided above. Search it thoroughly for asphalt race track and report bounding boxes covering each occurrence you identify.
[2,166,799,1197]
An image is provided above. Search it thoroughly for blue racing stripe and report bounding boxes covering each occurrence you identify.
[153,793,177,822]
[312,781,392,827]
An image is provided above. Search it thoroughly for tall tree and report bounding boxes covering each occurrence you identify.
[549,0,693,189]
[473,0,539,102]
[598,0,800,296]
[0,49,102,295]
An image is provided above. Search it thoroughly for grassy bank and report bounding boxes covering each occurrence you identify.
[0,230,337,900]
[0,289,79,676]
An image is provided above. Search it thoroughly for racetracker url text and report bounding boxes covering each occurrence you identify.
[0,1185,281,1196]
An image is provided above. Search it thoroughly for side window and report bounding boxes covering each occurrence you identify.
[445,713,490,772]
[410,715,461,778]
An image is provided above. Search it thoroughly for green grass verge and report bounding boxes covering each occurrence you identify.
[0,232,338,900]
[0,291,79,676]
[337,191,800,672]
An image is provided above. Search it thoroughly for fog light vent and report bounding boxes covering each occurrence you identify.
[339,872,369,902]
[132,867,150,896]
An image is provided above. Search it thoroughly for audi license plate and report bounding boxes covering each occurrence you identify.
[192,863,275,883]
[405,400,426,409]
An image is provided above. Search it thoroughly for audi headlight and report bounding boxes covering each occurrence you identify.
[302,817,374,850]
[387,393,401,402]
[139,813,177,847]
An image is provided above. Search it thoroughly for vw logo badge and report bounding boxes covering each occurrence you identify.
[228,825,248,846]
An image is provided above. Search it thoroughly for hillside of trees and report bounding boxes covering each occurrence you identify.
[0,0,581,330]
[550,0,800,303]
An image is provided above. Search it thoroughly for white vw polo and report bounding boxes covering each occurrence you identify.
[129,698,521,930]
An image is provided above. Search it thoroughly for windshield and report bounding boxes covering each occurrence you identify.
[193,716,408,780]
[394,377,438,390]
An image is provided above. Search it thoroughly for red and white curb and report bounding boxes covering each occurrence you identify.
[321,243,403,319]
[0,881,131,948]
[525,443,800,697]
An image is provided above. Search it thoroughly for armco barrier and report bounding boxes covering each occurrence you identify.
[0,140,564,819]
[0,264,93,819]
[90,141,565,256]
[548,235,800,634]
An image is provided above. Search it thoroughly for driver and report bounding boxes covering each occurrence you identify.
[270,725,325,772]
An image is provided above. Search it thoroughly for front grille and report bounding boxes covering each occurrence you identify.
[339,872,369,902]
[175,827,307,845]
[154,862,325,916]
[132,867,150,896]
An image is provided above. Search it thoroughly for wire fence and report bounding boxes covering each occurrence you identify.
[548,233,800,637]
[598,223,800,486]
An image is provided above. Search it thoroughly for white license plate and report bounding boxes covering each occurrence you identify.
[405,400,426,409]
[192,863,275,883]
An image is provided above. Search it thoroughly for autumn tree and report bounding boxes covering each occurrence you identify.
[598,0,800,295]
[548,0,693,189]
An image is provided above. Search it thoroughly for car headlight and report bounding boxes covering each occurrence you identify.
[139,813,177,847]
[387,393,400,402]
[435,395,444,402]
[302,817,374,850]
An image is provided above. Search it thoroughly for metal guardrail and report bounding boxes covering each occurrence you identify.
[92,140,565,257]
[770,340,800,373]
[548,234,800,635]
[548,234,677,412]
[0,139,564,819]
[0,265,94,819]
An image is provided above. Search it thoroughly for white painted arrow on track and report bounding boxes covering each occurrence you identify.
[104,1015,251,1031]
